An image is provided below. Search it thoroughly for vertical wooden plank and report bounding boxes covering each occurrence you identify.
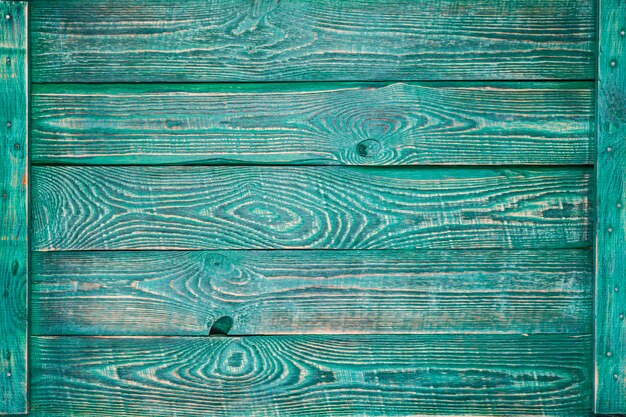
[596,0,626,413]
[0,1,27,414]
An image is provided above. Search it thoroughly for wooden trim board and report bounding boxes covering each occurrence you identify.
[0,1,28,415]
[595,0,626,413]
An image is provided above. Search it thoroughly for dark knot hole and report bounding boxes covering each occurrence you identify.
[209,316,234,336]
[356,139,381,158]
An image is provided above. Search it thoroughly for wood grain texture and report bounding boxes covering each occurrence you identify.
[28,0,595,83]
[30,82,595,166]
[595,0,626,412]
[29,334,592,417]
[30,249,592,336]
[0,2,27,414]
[31,166,593,251]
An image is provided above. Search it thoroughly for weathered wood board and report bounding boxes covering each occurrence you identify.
[595,0,626,412]
[5,0,605,415]
[28,0,595,83]
[29,334,592,416]
[31,166,592,251]
[30,82,594,166]
[0,1,27,414]
[31,249,592,336]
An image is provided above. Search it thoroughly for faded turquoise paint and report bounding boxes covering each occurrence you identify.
[27,0,595,82]
[30,166,593,251]
[30,82,595,166]
[28,335,593,416]
[30,250,592,336]
[595,0,626,412]
[8,0,607,415]
[0,1,27,415]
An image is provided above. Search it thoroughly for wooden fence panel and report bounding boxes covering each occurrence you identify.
[16,0,602,415]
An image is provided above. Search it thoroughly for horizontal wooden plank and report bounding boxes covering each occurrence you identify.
[29,334,592,416]
[31,166,592,251]
[31,249,592,336]
[29,0,595,82]
[30,82,595,166]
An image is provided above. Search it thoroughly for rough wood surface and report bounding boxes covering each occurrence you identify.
[29,0,595,83]
[595,0,626,412]
[30,82,594,166]
[31,249,592,336]
[31,166,592,251]
[29,334,592,416]
[0,2,27,414]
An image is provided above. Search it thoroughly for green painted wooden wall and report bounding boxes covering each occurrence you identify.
[2,0,624,415]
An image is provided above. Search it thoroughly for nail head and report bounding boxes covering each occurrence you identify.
[608,227,613,233]
[611,61,617,67]
[6,372,10,377]
[6,122,11,128]
[622,30,626,36]
[607,147,613,152]
[13,143,19,151]
[615,286,620,292]
[608,351,613,357]
[615,373,620,379]
[618,203,623,208]
[4,14,10,20]
[620,313,624,320]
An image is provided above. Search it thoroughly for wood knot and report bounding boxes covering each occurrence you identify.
[204,254,234,274]
[165,119,184,129]
[356,139,381,158]
[209,316,234,336]
[10,260,19,276]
